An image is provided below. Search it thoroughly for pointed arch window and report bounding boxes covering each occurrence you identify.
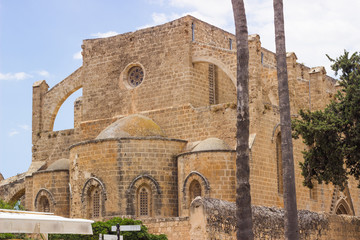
[209,64,217,105]
[87,187,102,219]
[336,204,349,215]
[39,196,50,212]
[189,180,202,204]
[93,190,100,218]
[82,177,107,219]
[310,181,318,200]
[276,132,284,194]
[137,185,151,217]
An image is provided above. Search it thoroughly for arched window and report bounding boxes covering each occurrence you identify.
[82,177,107,219]
[310,181,318,200]
[87,187,102,219]
[34,189,55,213]
[189,180,202,203]
[93,190,100,218]
[137,185,151,217]
[276,132,284,194]
[334,198,353,215]
[209,63,217,104]
[39,196,50,212]
[336,204,349,215]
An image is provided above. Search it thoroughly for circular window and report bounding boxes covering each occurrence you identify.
[128,66,144,87]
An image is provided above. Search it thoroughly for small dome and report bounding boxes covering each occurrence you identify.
[191,138,231,152]
[47,159,69,171]
[96,114,165,140]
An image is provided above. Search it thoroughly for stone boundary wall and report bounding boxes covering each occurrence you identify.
[143,217,190,240]
[190,197,360,240]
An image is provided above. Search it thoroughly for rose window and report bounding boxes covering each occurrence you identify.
[128,66,144,87]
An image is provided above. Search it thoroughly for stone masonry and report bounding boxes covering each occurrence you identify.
[1,15,359,239]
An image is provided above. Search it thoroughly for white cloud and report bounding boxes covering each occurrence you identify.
[36,70,50,77]
[19,124,30,131]
[169,0,233,31]
[138,12,182,29]
[147,0,360,77]
[73,51,82,60]
[0,72,33,81]
[91,31,119,38]
[8,130,19,137]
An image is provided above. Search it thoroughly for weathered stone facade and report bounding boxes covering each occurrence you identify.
[1,15,359,239]
[189,197,360,240]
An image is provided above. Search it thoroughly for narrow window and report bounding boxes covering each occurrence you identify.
[261,52,264,65]
[336,204,348,215]
[208,64,217,105]
[191,22,195,41]
[39,196,50,212]
[310,181,318,200]
[139,188,149,216]
[229,38,233,50]
[276,133,284,194]
[189,180,202,202]
[93,190,100,218]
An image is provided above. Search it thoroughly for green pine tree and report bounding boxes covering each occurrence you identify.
[292,51,360,190]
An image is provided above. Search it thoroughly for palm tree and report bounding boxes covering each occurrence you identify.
[273,0,300,239]
[231,0,254,239]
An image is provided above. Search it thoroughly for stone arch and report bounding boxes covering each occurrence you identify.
[182,171,210,216]
[334,198,352,215]
[81,177,107,202]
[330,186,355,215]
[49,86,83,131]
[271,122,281,142]
[182,171,210,194]
[126,174,162,217]
[192,56,236,87]
[81,177,107,218]
[34,188,56,212]
[41,67,83,131]
[4,182,26,203]
[8,188,25,208]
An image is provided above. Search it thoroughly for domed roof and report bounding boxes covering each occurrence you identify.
[96,114,165,140]
[191,138,231,152]
[47,158,69,171]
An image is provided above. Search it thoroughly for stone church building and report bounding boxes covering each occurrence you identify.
[1,15,360,238]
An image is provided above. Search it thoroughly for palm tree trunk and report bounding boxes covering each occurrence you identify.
[273,0,300,239]
[231,0,254,239]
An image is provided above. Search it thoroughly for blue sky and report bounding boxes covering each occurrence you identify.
[1,0,360,179]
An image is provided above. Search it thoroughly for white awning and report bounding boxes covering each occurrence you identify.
[0,209,93,234]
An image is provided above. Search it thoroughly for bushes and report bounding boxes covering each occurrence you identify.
[49,217,167,240]
[0,199,26,239]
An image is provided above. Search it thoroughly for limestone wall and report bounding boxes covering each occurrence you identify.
[80,16,194,122]
[32,129,77,166]
[178,151,236,216]
[190,197,360,240]
[69,138,186,219]
[28,170,70,217]
[144,217,190,240]
[2,14,356,227]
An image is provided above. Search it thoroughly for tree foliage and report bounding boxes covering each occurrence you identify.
[0,199,26,239]
[292,51,360,190]
[0,199,25,210]
[49,217,167,240]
